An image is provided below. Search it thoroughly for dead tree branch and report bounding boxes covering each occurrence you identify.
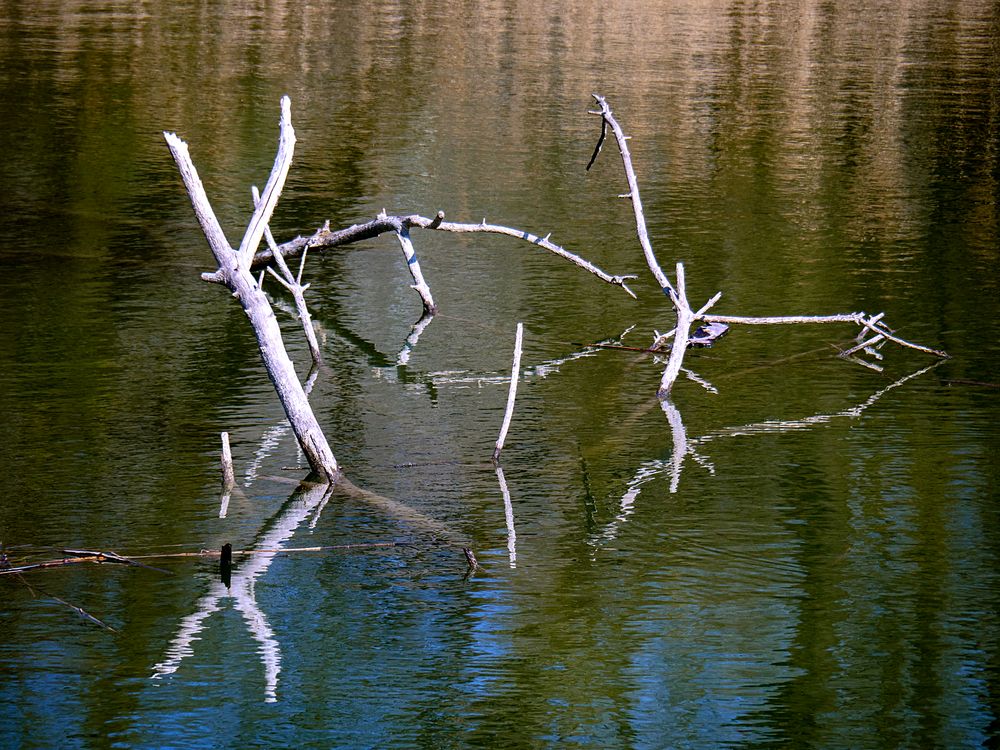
[254,186,323,365]
[589,93,949,396]
[493,322,524,462]
[252,212,638,300]
[590,94,676,300]
[164,97,340,483]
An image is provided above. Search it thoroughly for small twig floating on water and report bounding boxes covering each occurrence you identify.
[13,573,118,633]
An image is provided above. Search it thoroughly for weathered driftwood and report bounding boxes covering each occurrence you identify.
[218,431,239,519]
[589,94,949,396]
[164,97,339,483]
[220,431,236,490]
[590,95,725,396]
[493,322,524,462]
[253,186,323,365]
[252,211,638,301]
[589,96,675,300]
[166,96,642,486]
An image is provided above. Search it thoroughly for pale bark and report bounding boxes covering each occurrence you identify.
[589,93,948,396]
[392,220,437,314]
[253,186,323,365]
[493,322,524,462]
[590,94,675,299]
[163,97,339,483]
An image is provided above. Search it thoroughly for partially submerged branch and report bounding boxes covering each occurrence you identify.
[390,216,437,314]
[254,212,638,300]
[588,93,948,395]
[164,97,339,483]
[493,322,524,462]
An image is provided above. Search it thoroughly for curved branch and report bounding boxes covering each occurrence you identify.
[590,94,675,299]
[253,213,638,299]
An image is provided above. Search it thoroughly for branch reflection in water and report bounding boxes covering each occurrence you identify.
[151,481,333,703]
[595,361,944,546]
[495,464,517,568]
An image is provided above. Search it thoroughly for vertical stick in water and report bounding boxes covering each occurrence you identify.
[493,322,524,462]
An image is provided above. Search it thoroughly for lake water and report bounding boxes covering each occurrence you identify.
[1,1,998,748]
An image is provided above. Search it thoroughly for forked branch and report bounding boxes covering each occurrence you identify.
[164,96,339,483]
[588,93,948,396]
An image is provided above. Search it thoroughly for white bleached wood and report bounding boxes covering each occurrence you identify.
[493,322,524,462]
[256,213,639,299]
[591,94,675,299]
[237,96,295,268]
[394,225,437,313]
[253,185,323,365]
[164,99,339,482]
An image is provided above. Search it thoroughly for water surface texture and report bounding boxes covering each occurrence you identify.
[1,2,998,748]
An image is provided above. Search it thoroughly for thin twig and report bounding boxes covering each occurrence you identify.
[586,116,607,171]
[254,185,323,364]
[860,316,950,359]
[493,322,524,462]
[0,541,427,576]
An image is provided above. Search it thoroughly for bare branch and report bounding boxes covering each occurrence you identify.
[859,315,950,359]
[166,98,339,482]
[590,94,675,299]
[702,312,867,326]
[493,322,524,462]
[254,213,639,299]
[586,115,607,171]
[163,133,234,268]
[394,226,437,314]
[253,185,323,365]
[220,432,236,490]
[237,95,296,268]
[658,263,698,396]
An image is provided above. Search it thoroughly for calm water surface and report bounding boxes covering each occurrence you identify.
[1,1,998,748]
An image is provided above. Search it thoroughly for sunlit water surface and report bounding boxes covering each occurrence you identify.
[1,1,998,748]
